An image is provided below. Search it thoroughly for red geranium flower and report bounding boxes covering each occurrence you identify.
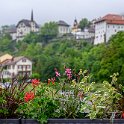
[122,112,124,118]
[24,92,35,102]
[32,79,40,87]
[51,77,55,85]
[48,77,56,85]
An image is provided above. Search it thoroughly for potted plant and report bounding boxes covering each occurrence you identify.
[0,75,40,124]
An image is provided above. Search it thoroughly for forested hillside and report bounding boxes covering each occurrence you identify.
[0,31,124,84]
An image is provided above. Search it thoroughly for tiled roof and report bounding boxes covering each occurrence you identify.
[1,56,24,66]
[16,19,39,28]
[57,20,70,27]
[95,14,124,25]
[103,14,122,20]
[0,54,13,63]
[107,20,124,25]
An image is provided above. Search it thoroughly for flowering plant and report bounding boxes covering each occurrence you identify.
[0,75,40,118]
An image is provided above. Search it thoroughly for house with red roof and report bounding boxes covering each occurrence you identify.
[94,14,124,44]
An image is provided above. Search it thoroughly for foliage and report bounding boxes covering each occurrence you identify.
[1,27,124,85]
[23,32,39,44]
[1,67,124,123]
[40,21,58,42]
[98,31,124,84]
[0,75,39,118]
[0,35,12,53]
[80,73,122,119]
[78,18,91,31]
[17,84,59,124]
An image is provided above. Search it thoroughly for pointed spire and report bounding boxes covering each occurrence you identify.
[31,9,33,22]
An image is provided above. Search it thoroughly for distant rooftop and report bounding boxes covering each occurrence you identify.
[16,19,39,28]
[57,20,70,27]
[95,14,124,25]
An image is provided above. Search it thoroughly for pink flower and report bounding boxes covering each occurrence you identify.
[65,68,72,79]
[55,71,60,77]
[54,68,61,77]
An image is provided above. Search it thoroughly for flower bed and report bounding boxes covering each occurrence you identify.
[1,68,124,124]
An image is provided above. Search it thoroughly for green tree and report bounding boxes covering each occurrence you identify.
[40,21,58,42]
[0,35,12,52]
[79,18,91,31]
[23,32,38,44]
[98,31,124,83]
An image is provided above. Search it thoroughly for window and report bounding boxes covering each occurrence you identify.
[8,65,11,69]
[22,58,26,62]
[12,65,15,69]
[18,65,23,69]
[27,65,31,69]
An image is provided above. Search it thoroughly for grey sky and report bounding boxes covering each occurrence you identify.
[0,0,124,26]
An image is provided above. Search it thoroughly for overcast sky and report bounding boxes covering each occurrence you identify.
[0,0,124,26]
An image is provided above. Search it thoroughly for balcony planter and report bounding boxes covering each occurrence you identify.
[47,118,124,124]
[1,118,124,124]
[21,119,39,124]
[0,118,39,124]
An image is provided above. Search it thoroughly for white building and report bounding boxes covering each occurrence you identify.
[57,20,70,36]
[94,14,124,44]
[0,56,32,78]
[71,19,95,41]
[74,28,94,40]
[15,10,39,41]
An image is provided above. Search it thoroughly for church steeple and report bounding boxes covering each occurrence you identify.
[31,10,33,22]
[74,17,78,27]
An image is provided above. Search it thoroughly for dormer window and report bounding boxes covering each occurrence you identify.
[22,58,26,62]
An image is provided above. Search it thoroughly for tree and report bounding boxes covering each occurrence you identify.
[0,35,12,52]
[79,18,91,31]
[98,31,124,83]
[23,32,38,44]
[40,21,58,42]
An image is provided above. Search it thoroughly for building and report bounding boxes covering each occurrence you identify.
[0,55,32,79]
[71,19,95,42]
[16,10,39,41]
[71,18,81,34]
[0,25,16,38]
[94,14,124,44]
[74,28,94,41]
[7,26,17,40]
[57,20,70,36]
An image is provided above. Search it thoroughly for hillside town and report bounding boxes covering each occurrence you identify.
[1,11,124,44]
[1,0,124,123]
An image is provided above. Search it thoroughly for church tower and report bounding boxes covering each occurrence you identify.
[73,18,78,28]
[72,18,80,33]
